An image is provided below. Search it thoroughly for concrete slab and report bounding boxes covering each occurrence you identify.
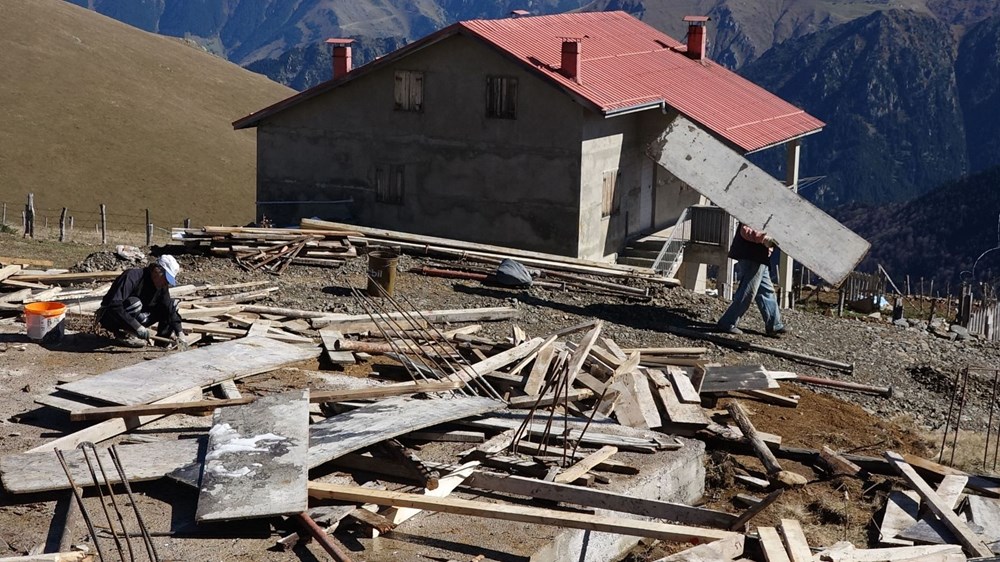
[343,438,708,562]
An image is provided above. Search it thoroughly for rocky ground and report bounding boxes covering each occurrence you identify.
[1,238,998,560]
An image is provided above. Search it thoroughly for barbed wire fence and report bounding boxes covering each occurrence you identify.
[1,193,193,247]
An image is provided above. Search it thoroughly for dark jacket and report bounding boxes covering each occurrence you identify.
[728,223,771,265]
[100,266,180,334]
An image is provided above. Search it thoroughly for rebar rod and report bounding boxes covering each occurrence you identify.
[355,284,473,397]
[985,369,1000,471]
[78,444,127,561]
[109,445,159,562]
[346,285,445,391]
[950,368,970,466]
[83,443,137,562]
[378,282,504,401]
[353,285,474,399]
[940,368,962,463]
[55,448,107,562]
[508,362,564,456]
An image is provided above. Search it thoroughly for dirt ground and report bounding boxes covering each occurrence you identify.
[0,234,994,561]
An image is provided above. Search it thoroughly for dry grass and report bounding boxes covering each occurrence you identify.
[0,0,294,227]
[0,230,170,268]
[924,428,1000,475]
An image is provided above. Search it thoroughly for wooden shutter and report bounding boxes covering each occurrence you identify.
[394,71,408,110]
[410,73,423,111]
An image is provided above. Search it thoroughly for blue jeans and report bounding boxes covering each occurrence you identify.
[718,259,784,333]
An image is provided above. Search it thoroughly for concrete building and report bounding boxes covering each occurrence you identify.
[235,11,828,298]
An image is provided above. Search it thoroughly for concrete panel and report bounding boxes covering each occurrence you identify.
[648,114,869,285]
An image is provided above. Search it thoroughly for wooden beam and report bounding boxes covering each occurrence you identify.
[757,526,791,562]
[69,398,254,421]
[901,452,1000,498]
[307,482,739,543]
[879,491,918,547]
[27,386,204,453]
[553,446,618,484]
[777,519,812,562]
[522,337,557,396]
[727,401,806,487]
[309,381,463,403]
[883,450,993,557]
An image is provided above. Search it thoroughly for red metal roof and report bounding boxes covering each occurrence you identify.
[235,11,823,152]
[459,11,823,152]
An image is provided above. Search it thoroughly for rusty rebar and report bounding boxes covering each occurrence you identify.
[55,448,107,562]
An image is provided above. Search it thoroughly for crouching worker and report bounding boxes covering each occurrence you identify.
[96,255,184,348]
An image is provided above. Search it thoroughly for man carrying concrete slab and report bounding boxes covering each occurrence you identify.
[716,224,789,338]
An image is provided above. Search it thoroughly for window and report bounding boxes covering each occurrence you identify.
[375,164,404,204]
[394,71,424,111]
[486,76,517,119]
[602,169,620,217]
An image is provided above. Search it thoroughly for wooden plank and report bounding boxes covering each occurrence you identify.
[0,552,93,561]
[884,451,993,557]
[69,398,255,421]
[757,527,791,562]
[26,386,204,453]
[700,365,778,393]
[403,430,484,443]
[308,396,501,469]
[648,369,710,427]
[610,371,661,429]
[553,446,618,484]
[737,389,799,408]
[880,491,919,547]
[523,338,557,396]
[308,482,739,543]
[897,474,971,545]
[452,337,544,385]
[0,256,54,267]
[601,338,629,362]
[1,439,201,493]
[564,323,603,386]
[777,519,812,562]
[0,265,22,283]
[217,379,242,400]
[10,271,122,284]
[308,450,735,528]
[667,368,701,404]
[507,388,594,408]
[382,462,478,530]
[647,113,870,285]
[656,535,745,561]
[196,389,310,522]
[58,337,320,406]
[829,544,964,561]
[901,453,1000,498]
[189,324,313,343]
[820,445,863,477]
[246,319,272,337]
[967,495,1000,554]
[319,329,356,365]
[309,381,463,403]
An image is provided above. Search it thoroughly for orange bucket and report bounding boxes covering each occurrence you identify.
[24,301,67,342]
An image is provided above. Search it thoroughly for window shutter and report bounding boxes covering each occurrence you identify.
[410,73,423,111]
[394,71,407,110]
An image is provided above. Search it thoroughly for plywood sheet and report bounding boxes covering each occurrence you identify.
[1,439,201,494]
[308,396,502,469]
[58,337,319,406]
[196,389,310,522]
[648,114,870,285]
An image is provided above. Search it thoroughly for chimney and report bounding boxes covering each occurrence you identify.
[560,38,583,83]
[683,16,709,60]
[325,38,353,79]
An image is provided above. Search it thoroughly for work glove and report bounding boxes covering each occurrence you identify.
[763,236,779,248]
[135,326,151,342]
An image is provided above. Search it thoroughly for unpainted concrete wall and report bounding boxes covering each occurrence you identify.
[255,34,585,256]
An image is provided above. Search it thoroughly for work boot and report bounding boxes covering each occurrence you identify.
[717,325,742,335]
[117,335,147,348]
[766,326,791,338]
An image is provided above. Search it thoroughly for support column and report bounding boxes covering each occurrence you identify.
[778,139,800,309]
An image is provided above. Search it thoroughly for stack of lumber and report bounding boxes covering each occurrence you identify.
[0,262,121,315]
[301,218,680,287]
[171,226,366,272]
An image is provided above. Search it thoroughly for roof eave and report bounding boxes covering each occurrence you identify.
[232,25,464,130]
[742,127,825,155]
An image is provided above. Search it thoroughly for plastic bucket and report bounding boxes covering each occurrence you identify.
[24,301,67,343]
[367,250,399,297]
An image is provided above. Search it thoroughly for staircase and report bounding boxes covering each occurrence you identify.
[618,209,690,277]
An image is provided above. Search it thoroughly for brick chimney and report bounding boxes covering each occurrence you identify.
[559,38,583,83]
[683,16,709,61]
[325,38,353,79]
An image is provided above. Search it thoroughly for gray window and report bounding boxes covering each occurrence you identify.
[486,76,517,119]
[375,164,405,204]
[394,71,424,112]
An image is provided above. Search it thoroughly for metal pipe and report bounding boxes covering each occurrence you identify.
[292,512,354,562]
[793,375,892,398]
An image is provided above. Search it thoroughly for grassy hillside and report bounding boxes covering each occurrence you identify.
[0,0,294,228]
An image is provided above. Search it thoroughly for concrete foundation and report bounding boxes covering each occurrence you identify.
[347,438,707,562]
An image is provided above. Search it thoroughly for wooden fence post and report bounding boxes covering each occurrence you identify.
[145,208,152,246]
[184,218,191,229]
[69,216,74,239]
[59,207,67,242]
[23,193,34,238]
[100,204,107,245]
[1,202,6,225]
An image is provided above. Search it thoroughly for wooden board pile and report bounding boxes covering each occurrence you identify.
[2,280,1000,560]
[0,258,121,315]
[171,226,366,273]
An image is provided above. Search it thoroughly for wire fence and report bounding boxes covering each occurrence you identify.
[0,194,191,247]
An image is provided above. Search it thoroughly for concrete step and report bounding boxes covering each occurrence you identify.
[617,256,656,268]
[626,239,668,252]
[620,249,662,260]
